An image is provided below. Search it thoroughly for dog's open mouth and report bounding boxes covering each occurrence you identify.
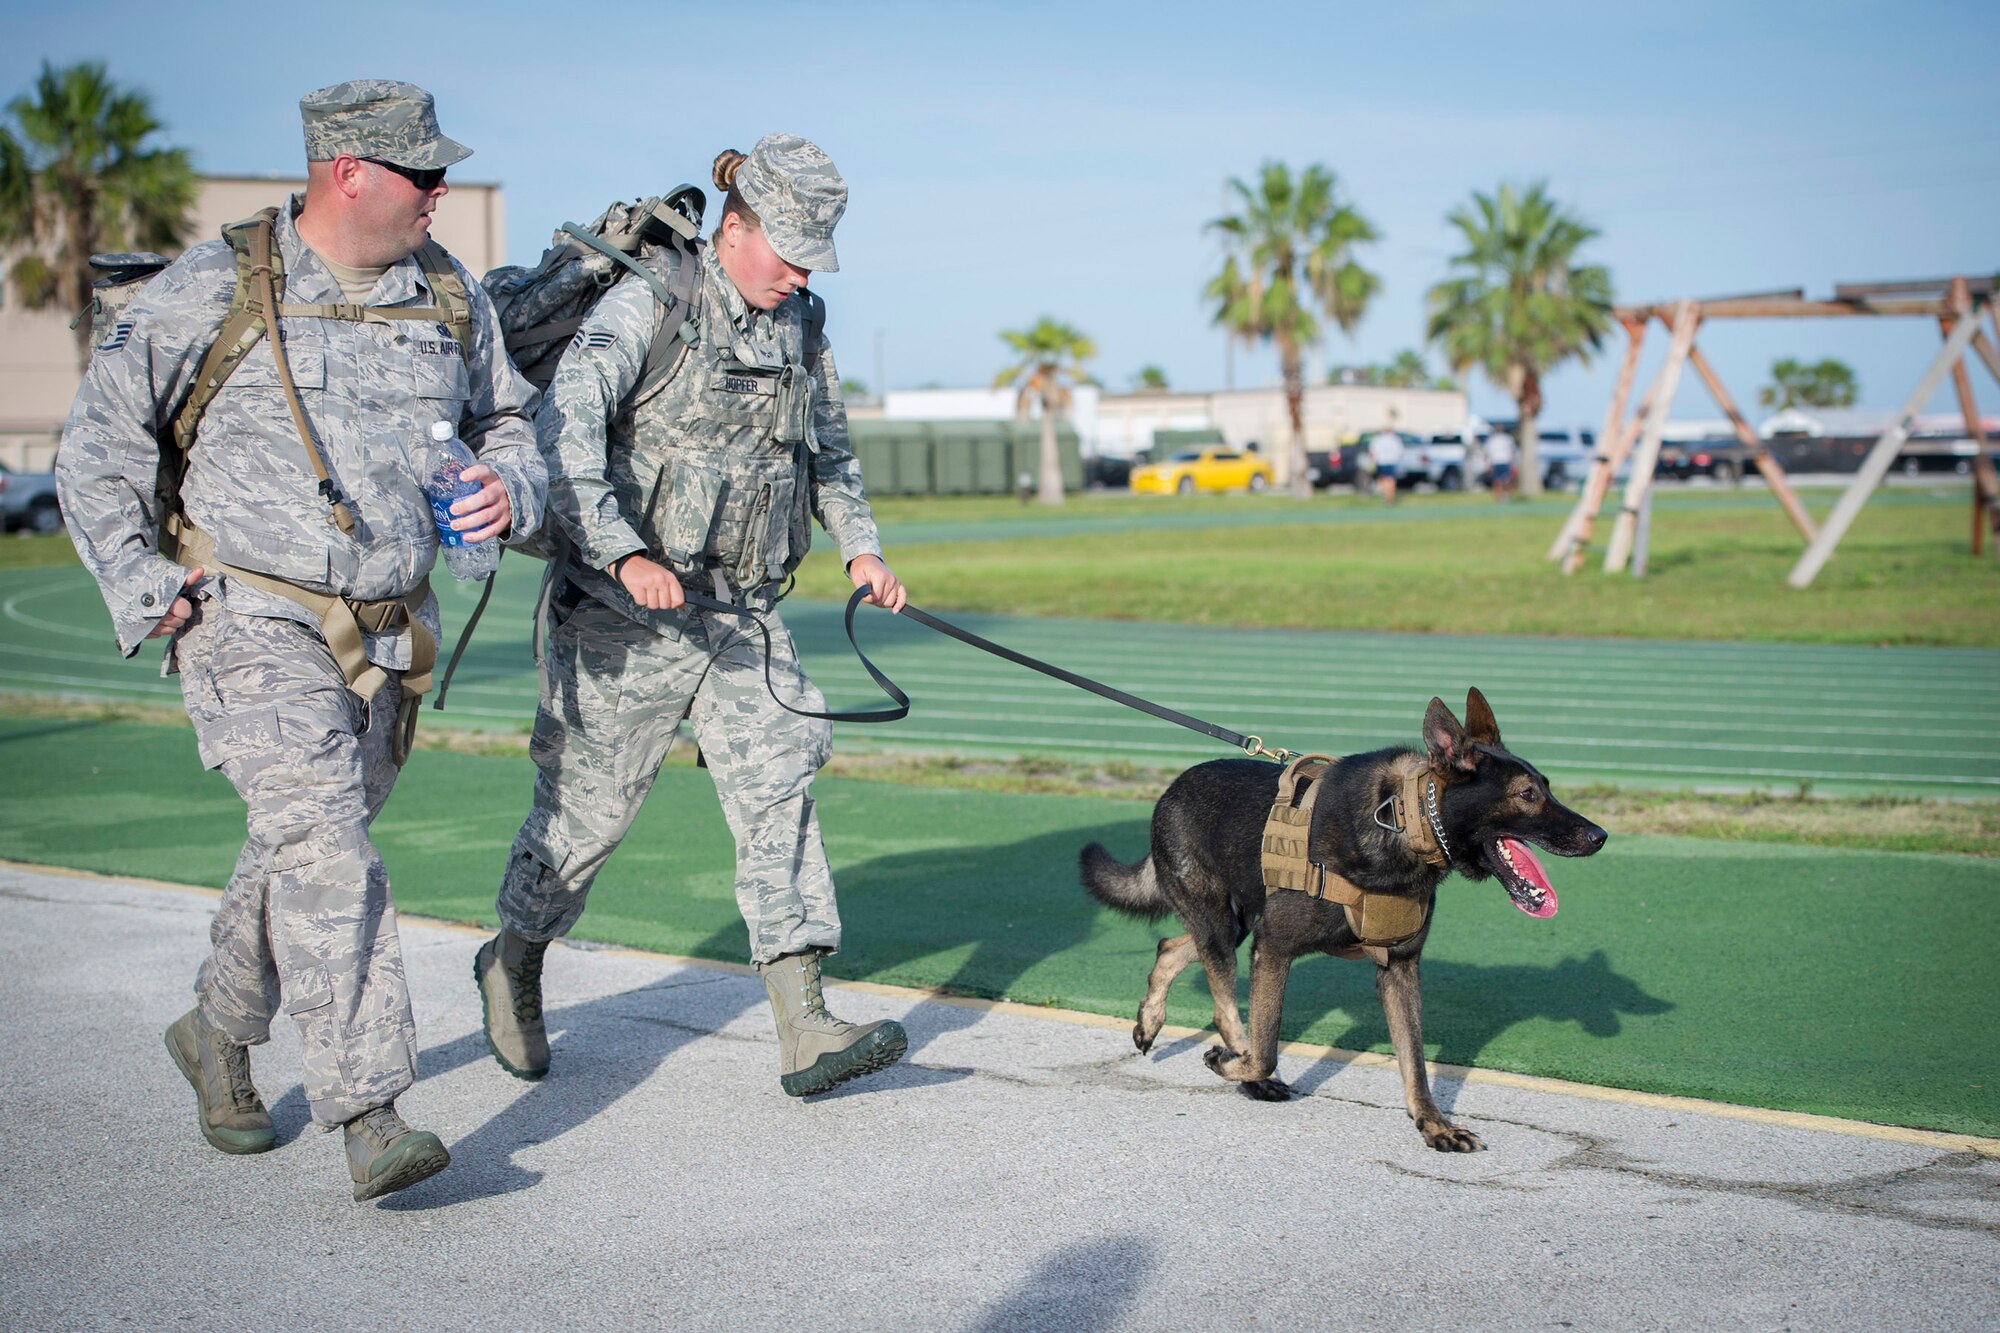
[1485,837,1558,918]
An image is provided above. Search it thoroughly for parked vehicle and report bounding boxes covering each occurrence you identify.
[1304,443,1363,489]
[1086,454,1136,489]
[1129,448,1276,495]
[0,462,63,534]
[1656,439,1752,484]
[1408,433,1470,490]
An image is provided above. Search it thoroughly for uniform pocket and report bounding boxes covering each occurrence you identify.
[191,703,285,770]
[752,472,801,584]
[411,353,469,405]
[282,966,334,1015]
[648,456,724,570]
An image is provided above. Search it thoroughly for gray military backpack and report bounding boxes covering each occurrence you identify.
[481,185,709,406]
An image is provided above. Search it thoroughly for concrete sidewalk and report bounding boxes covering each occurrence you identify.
[3,862,1995,1330]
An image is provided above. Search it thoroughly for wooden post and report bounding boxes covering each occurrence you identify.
[1550,317,1646,563]
[1944,281,1997,556]
[1563,376,1661,574]
[1605,301,1698,573]
[1681,342,1817,544]
[1786,311,1984,588]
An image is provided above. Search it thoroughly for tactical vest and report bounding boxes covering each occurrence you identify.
[1260,754,1448,963]
[609,259,822,596]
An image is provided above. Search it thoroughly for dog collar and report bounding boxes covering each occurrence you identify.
[1373,766,1452,869]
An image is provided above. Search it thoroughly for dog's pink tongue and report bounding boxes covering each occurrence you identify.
[1502,838,1559,918]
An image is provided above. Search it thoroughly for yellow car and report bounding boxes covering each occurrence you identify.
[1129,448,1276,495]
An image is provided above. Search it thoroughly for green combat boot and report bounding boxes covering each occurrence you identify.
[757,951,908,1097]
[344,1104,449,1202]
[474,931,549,1080]
[164,1008,275,1155]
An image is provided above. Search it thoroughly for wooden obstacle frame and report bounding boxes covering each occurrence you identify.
[1550,276,1999,587]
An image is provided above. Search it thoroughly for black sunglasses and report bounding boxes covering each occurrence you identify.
[362,157,447,191]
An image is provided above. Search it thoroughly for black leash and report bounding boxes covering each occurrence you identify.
[690,584,1297,761]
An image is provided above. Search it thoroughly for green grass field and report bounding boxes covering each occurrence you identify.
[798,486,2000,645]
[5,715,1995,1139]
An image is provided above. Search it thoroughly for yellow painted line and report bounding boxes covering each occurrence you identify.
[9,858,1996,1159]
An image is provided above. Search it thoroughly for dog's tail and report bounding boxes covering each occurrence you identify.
[1079,843,1171,920]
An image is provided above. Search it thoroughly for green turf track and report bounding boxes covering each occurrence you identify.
[4,559,1997,797]
[4,716,1995,1138]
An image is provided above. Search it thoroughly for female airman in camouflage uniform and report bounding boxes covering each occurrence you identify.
[477,135,909,1098]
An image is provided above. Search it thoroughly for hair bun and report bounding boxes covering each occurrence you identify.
[712,149,748,192]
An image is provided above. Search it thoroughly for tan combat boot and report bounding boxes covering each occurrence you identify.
[164,1008,275,1155]
[344,1103,450,1202]
[757,951,908,1097]
[473,930,549,1080]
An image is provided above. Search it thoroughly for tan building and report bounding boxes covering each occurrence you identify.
[0,174,505,470]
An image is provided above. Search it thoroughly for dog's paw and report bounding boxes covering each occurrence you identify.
[1132,1022,1155,1054]
[1201,1045,1231,1074]
[1241,1077,1292,1102]
[1419,1119,1485,1153]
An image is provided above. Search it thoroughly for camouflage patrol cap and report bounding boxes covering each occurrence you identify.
[299,80,472,170]
[735,133,846,273]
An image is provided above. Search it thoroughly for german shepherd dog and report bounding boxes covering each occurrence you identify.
[1080,689,1606,1151]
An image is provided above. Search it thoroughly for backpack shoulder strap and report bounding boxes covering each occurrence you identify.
[626,236,705,410]
[799,288,827,381]
[167,206,357,537]
[171,207,283,453]
[411,240,475,361]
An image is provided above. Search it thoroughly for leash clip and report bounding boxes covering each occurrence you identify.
[1241,735,1300,764]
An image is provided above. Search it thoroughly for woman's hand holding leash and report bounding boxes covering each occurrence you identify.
[847,553,906,613]
[617,553,685,611]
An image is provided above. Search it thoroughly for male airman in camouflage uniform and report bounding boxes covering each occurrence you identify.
[476,134,910,1097]
[58,81,546,1200]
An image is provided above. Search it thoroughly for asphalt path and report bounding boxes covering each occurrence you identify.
[6,863,1995,1330]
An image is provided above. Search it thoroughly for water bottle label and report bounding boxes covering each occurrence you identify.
[430,490,469,547]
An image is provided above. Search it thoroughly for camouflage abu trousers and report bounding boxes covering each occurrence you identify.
[496,588,839,964]
[174,600,417,1127]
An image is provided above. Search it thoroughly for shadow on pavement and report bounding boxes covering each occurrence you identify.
[825,818,1149,1059]
[968,1235,1158,1333]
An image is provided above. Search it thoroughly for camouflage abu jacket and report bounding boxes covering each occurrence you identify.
[58,195,547,659]
[536,244,880,627]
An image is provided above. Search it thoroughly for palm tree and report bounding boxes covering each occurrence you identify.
[0,62,196,369]
[1131,364,1169,393]
[1425,182,1613,496]
[1381,349,1437,389]
[994,317,1096,505]
[1206,162,1380,496]
[1758,357,1858,411]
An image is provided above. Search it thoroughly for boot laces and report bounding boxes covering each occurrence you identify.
[802,966,828,1018]
[507,940,548,1023]
[800,960,852,1032]
[350,1106,410,1151]
[208,1028,260,1111]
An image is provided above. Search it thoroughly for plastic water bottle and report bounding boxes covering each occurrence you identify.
[425,420,496,581]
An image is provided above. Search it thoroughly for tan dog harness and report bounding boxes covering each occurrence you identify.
[1260,754,1449,961]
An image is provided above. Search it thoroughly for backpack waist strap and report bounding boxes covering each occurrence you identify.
[167,520,436,765]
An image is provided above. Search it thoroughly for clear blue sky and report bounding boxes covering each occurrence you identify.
[7,0,1998,426]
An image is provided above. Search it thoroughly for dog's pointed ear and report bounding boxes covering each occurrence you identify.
[1464,687,1502,746]
[1423,696,1478,774]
